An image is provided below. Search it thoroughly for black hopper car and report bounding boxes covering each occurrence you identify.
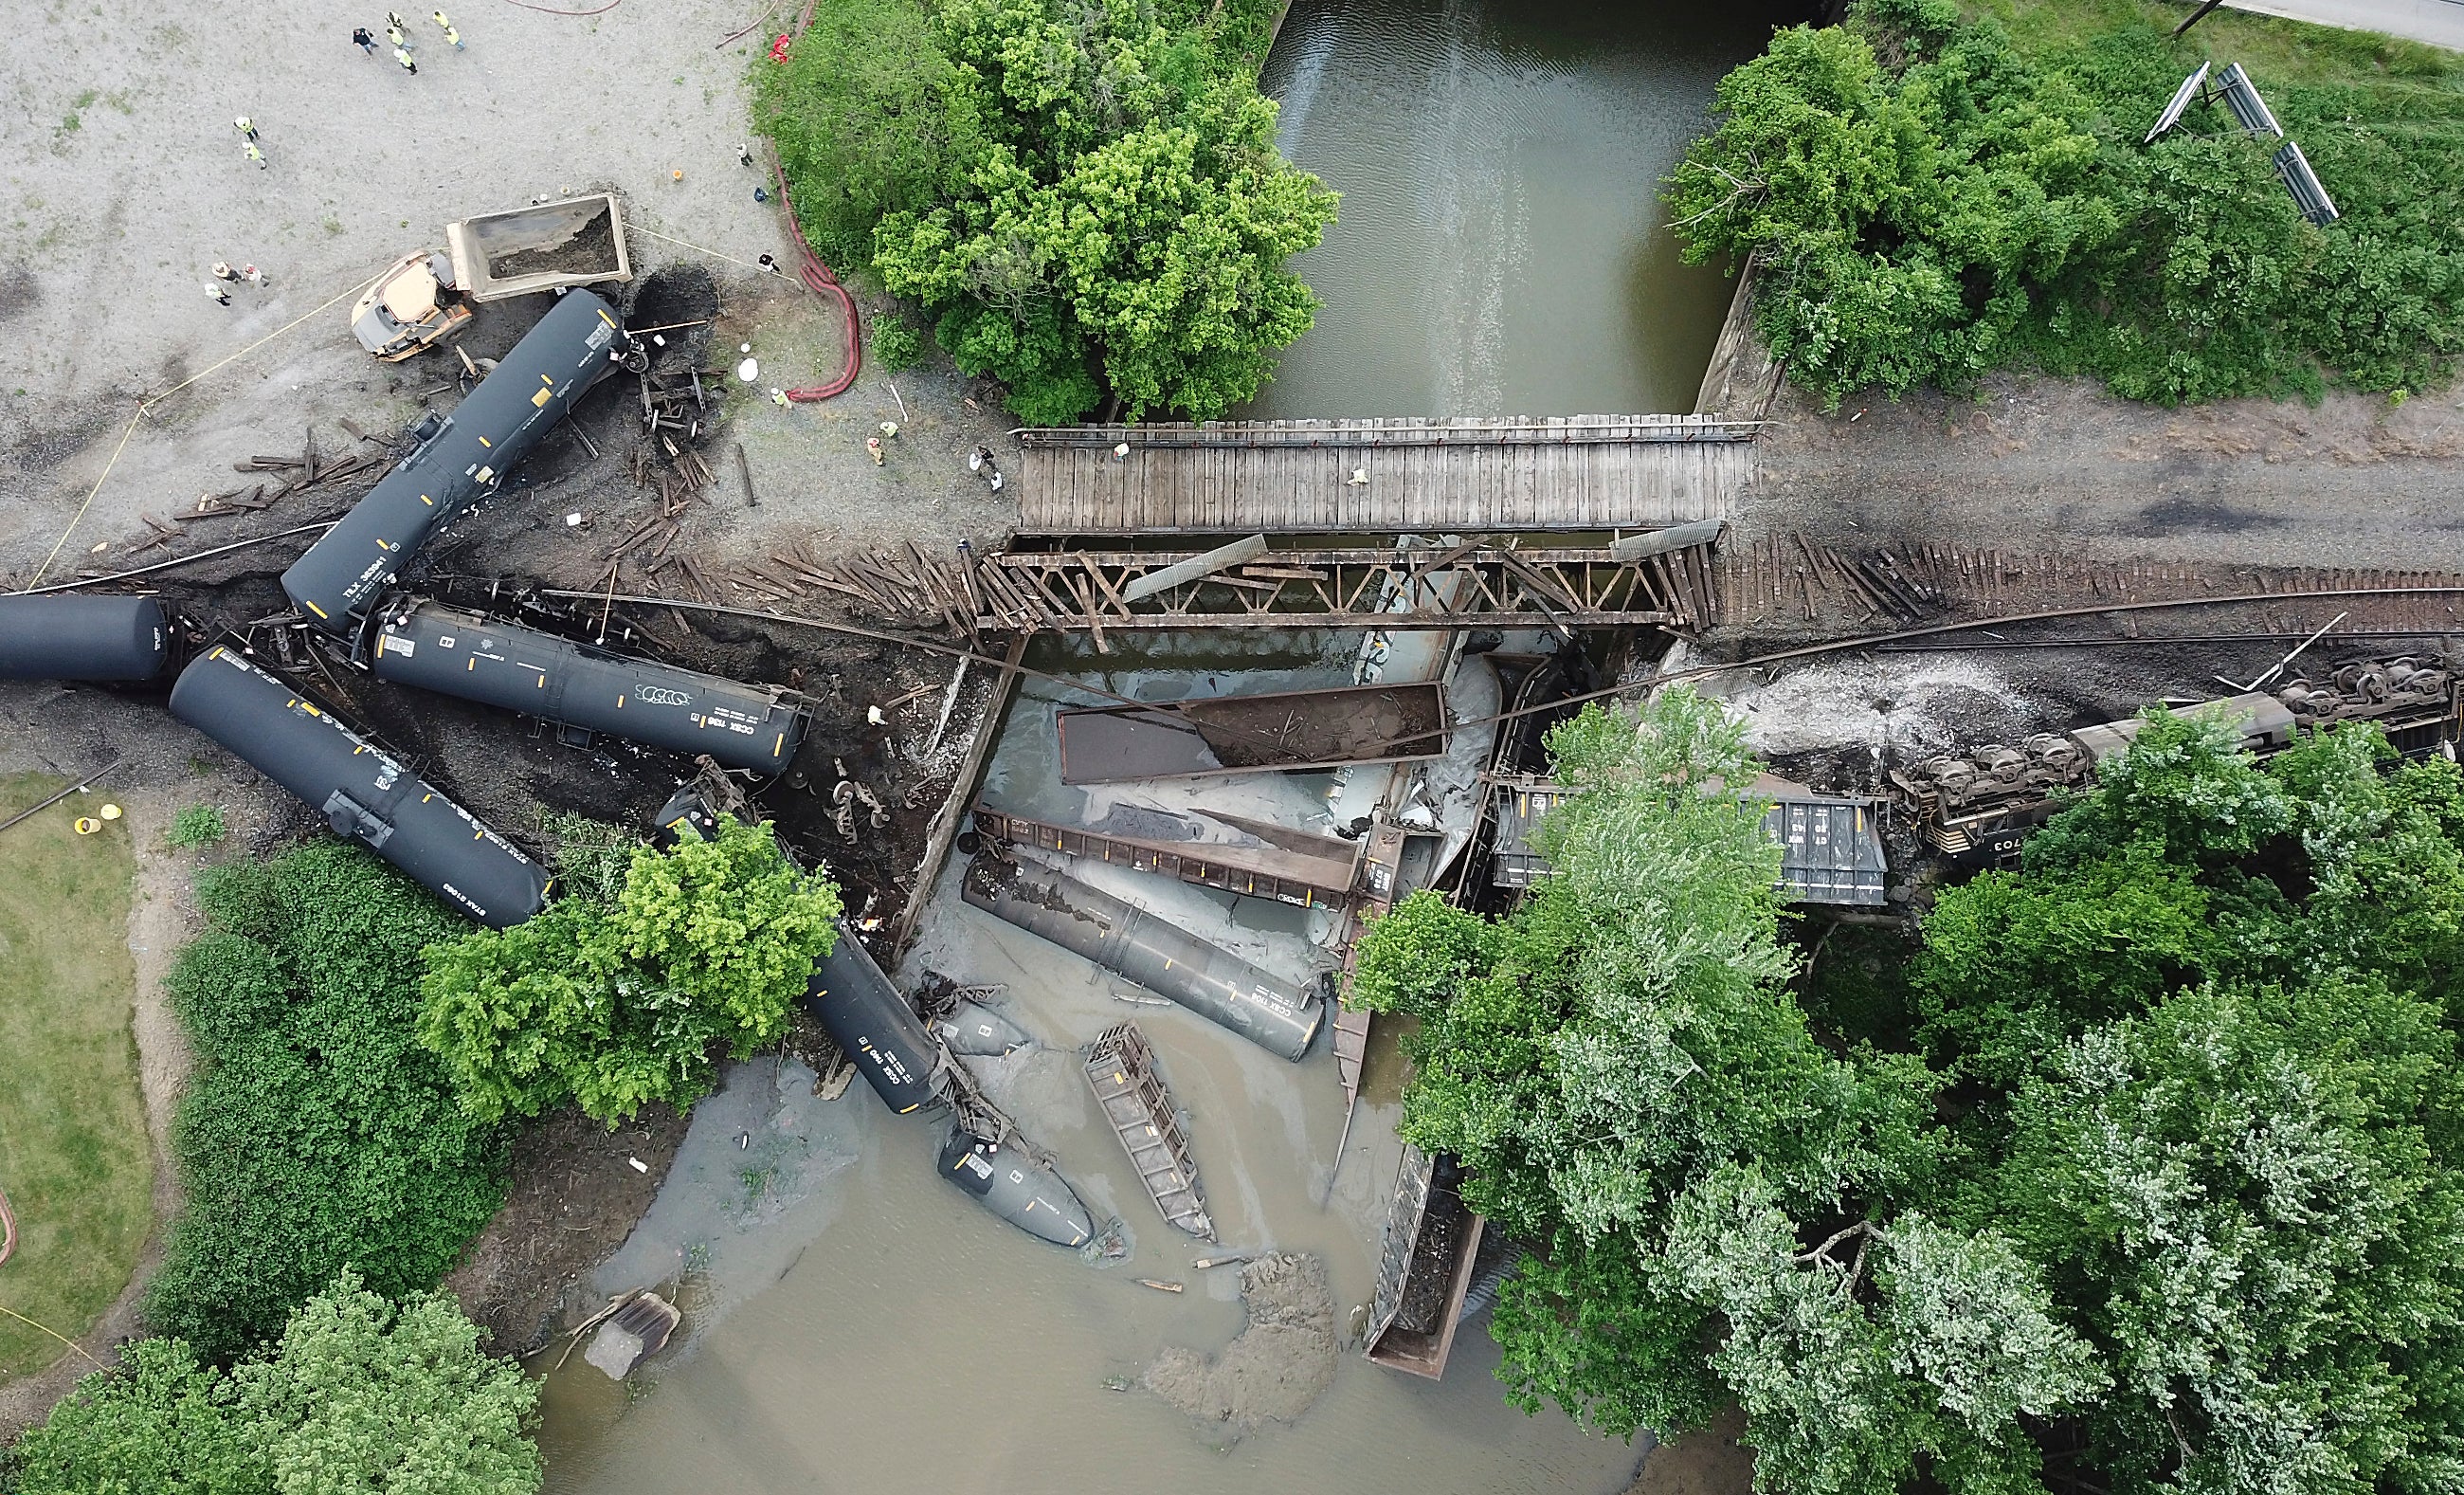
[0,595,170,681]
[283,289,638,632]
[369,598,806,774]
[170,646,550,926]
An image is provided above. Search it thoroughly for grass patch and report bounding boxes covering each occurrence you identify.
[1673,0,2464,405]
[166,804,226,849]
[1970,0,2464,86]
[0,775,152,1377]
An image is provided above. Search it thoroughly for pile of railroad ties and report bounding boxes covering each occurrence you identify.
[0,289,1094,1249]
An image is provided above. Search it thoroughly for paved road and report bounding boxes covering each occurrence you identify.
[2219,0,2464,52]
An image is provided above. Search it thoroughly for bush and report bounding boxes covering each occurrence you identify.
[1671,0,2464,406]
[147,842,505,1362]
[166,804,226,849]
[419,816,842,1124]
[8,1274,539,1495]
[756,0,1335,423]
[870,315,924,374]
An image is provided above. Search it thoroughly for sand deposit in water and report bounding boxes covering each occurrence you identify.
[1145,1252,1340,1431]
[534,634,1647,1495]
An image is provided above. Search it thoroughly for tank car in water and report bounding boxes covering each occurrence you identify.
[801,921,940,1114]
[962,854,1325,1061]
[937,1125,1095,1249]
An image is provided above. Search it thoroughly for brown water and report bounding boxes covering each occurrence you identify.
[1241,0,1808,418]
[537,643,1651,1493]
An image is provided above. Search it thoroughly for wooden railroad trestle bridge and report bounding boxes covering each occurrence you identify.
[703,416,1746,644]
[972,541,1713,642]
[1013,416,1756,536]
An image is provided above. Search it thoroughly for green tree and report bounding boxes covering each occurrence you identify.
[2001,978,2464,1495]
[419,816,842,1124]
[3,1337,258,1495]
[1668,0,2464,406]
[752,0,981,268]
[1665,1168,2104,1495]
[1354,690,2464,1495]
[236,1275,539,1495]
[148,844,505,1363]
[1351,690,1948,1461]
[762,0,1335,423]
[8,1277,539,1495]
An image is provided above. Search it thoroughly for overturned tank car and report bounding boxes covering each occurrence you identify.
[0,596,169,682]
[169,647,549,925]
[284,289,637,631]
[370,598,804,773]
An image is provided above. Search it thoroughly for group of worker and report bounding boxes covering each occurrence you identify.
[352,9,462,75]
[203,256,269,307]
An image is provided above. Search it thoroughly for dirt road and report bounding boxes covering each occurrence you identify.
[1737,374,2464,572]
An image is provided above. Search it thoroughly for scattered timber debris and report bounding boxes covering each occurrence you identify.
[91,426,386,570]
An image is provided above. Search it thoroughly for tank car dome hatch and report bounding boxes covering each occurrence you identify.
[284,289,635,632]
[0,596,170,682]
[370,599,804,774]
[937,1125,1095,1249]
[168,647,550,927]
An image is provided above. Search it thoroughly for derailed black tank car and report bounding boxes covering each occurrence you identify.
[370,599,805,773]
[802,923,938,1113]
[169,647,550,926]
[282,290,635,631]
[0,596,169,681]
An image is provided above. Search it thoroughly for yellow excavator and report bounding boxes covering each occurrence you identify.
[352,248,473,362]
[350,193,632,362]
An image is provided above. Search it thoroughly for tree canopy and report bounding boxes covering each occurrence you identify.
[1669,0,2464,406]
[756,0,1334,423]
[147,843,506,1364]
[1355,691,2464,1495]
[7,1274,539,1495]
[418,815,842,1124]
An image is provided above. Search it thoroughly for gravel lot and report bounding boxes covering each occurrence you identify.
[0,0,1016,584]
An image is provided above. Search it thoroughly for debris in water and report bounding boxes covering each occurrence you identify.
[584,1292,682,1380]
[1143,1252,1337,1433]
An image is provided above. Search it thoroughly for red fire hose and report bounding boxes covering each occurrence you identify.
[770,163,861,402]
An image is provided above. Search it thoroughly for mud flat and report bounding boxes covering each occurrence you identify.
[1144,1251,1340,1432]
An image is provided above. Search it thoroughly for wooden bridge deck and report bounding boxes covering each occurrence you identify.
[1016,416,1758,536]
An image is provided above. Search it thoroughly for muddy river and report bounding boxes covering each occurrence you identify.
[536,635,1652,1493]
[534,1,1793,1479]
[1242,0,1807,418]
